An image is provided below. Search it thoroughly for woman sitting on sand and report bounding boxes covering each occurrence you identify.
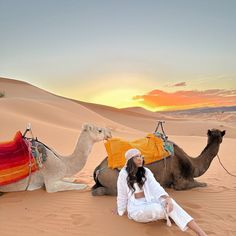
[116,148,207,236]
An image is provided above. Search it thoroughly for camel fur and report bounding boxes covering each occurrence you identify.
[92,129,225,196]
[0,123,111,194]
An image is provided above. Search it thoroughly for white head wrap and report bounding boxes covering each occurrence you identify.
[125,148,141,163]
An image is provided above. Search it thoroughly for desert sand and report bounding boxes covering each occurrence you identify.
[0,77,235,236]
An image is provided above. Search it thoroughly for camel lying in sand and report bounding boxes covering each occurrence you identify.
[92,129,225,196]
[0,123,111,194]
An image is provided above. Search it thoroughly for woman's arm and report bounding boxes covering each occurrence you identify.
[145,168,169,199]
[117,170,128,216]
[146,169,174,213]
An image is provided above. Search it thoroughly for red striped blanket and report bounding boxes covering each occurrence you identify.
[0,131,38,186]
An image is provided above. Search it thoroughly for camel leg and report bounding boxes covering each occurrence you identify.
[173,176,207,190]
[183,180,207,189]
[45,180,87,193]
[92,186,117,196]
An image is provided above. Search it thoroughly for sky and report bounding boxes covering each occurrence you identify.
[0,0,236,111]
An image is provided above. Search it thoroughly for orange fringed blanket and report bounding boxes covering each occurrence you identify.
[105,133,170,169]
[0,131,38,186]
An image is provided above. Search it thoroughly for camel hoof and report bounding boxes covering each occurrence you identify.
[198,182,207,187]
[91,187,106,196]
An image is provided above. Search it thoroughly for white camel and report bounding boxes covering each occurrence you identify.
[0,123,111,193]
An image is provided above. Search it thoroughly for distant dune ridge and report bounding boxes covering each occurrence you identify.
[0,77,236,236]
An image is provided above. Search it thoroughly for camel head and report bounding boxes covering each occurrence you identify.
[82,123,112,142]
[207,129,225,144]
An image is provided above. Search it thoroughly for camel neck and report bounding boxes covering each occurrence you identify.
[64,131,94,176]
[193,140,220,177]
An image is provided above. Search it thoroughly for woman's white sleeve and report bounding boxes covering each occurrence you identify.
[117,171,128,216]
[146,168,169,199]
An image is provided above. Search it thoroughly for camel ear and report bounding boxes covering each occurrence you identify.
[221,130,226,137]
[207,130,212,136]
[82,123,93,131]
[82,123,88,131]
[108,129,112,137]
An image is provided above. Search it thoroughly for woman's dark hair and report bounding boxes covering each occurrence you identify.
[126,158,146,193]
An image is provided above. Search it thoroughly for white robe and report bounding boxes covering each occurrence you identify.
[117,167,193,231]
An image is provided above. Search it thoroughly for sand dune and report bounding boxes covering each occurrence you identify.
[78,101,236,138]
[0,77,236,236]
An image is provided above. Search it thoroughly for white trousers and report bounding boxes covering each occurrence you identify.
[128,198,193,231]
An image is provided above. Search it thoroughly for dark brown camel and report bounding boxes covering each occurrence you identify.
[92,129,225,196]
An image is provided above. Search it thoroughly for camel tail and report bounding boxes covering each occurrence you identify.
[91,158,107,190]
[91,166,103,190]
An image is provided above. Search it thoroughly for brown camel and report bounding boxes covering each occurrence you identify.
[91,129,225,196]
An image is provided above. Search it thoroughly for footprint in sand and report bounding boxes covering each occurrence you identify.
[196,185,230,193]
[226,214,236,222]
[45,213,58,219]
[61,206,71,211]
[205,230,215,235]
[70,213,90,226]
[207,212,227,221]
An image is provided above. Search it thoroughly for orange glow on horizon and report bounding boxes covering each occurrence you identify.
[131,89,236,111]
[73,87,236,112]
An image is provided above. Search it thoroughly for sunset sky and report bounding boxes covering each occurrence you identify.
[0,0,236,111]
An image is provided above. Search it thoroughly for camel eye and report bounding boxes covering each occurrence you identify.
[98,129,102,133]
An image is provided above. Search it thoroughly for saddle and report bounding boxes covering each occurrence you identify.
[105,133,171,169]
[0,131,38,186]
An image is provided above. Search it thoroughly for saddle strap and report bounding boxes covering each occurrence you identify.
[24,140,33,191]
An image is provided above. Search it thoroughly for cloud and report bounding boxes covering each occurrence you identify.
[133,89,236,110]
[171,82,186,87]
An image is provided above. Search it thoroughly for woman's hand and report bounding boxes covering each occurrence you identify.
[111,208,118,215]
[164,197,173,213]
[111,208,127,216]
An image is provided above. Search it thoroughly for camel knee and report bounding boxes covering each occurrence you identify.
[173,180,192,190]
[173,185,186,191]
[91,187,107,196]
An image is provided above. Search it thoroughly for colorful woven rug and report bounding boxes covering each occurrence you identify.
[0,131,38,186]
[105,133,170,169]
